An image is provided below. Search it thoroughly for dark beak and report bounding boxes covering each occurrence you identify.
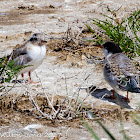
[41,40,47,44]
[93,44,103,48]
[96,45,103,48]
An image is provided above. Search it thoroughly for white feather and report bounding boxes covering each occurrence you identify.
[19,43,46,74]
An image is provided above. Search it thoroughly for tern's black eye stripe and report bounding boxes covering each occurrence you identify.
[30,37,37,41]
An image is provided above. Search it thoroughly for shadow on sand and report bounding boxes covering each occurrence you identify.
[90,87,132,109]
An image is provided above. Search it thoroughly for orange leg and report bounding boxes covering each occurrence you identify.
[124,91,130,101]
[107,89,116,99]
[28,71,38,84]
[111,89,116,99]
[21,73,24,81]
[29,71,32,82]
[126,91,129,99]
[121,91,131,101]
[21,73,28,83]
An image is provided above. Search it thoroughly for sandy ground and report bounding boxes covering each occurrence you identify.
[0,0,140,140]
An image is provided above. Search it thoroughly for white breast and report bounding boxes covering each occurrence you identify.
[27,43,46,61]
[19,43,46,74]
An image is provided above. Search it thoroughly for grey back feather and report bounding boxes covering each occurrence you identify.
[105,53,140,92]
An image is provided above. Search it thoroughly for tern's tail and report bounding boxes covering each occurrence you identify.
[128,78,140,93]
[131,88,140,93]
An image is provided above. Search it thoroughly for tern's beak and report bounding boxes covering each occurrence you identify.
[96,45,103,48]
[41,40,47,44]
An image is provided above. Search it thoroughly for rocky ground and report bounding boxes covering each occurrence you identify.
[0,0,140,140]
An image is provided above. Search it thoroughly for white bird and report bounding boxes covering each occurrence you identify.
[7,33,47,83]
[96,41,140,101]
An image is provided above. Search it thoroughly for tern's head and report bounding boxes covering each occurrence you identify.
[29,33,47,46]
[96,41,122,57]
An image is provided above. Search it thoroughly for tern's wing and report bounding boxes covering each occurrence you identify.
[10,43,27,59]
[106,53,139,92]
[13,54,32,66]
[8,42,32,66]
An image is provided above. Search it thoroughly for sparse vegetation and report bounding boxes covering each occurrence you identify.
[0,56,24,84]
[0,3,140,139]
[0,56,25,95]
[83,8,140,139]
[86,8,140,58]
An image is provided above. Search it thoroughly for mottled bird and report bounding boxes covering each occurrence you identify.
[96,41,140,100]
[7,33,47,83]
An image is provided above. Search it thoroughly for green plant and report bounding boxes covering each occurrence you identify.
[0,56,24,83]
[82,114,116,140]
[131,113,140,127]
[86,8,140,57]
[82,118,100,140]
[81,111,136,140]
[119,112,131,140]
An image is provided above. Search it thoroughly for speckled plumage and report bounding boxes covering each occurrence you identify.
[99,41,140,100]
[104,52,139,93]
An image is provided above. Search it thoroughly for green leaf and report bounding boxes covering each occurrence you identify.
[82,118,100,140]
[96,119,116,140]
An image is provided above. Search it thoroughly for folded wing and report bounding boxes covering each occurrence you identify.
[106,53,139,92]
[7,43,32,66]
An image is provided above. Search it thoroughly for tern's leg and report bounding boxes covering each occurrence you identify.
[124,91,130,101]
[122,91,131,101]
[106,89,116,99]
[111,89,116,99]
[127,91,129,99]
[21,73,24,81]
[28,71,38,84]
[21,73,27,83]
